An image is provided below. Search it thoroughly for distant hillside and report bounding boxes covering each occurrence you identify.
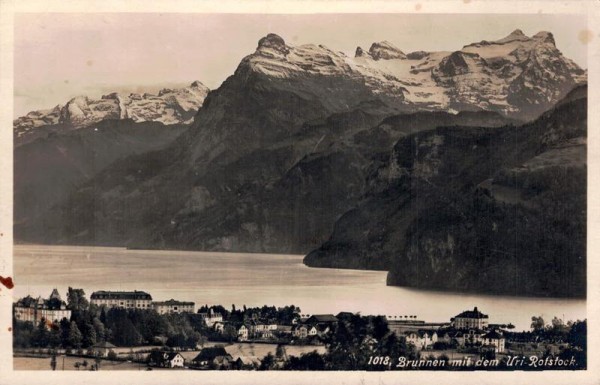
[14,120,187,232]
[305,85,587,298]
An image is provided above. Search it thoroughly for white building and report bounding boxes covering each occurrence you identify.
[481,330,506,353]
[148,351,185,368]
[13,289,71,325]
[238,325,249,341]
[293,325,308,339]
[249,322,278,339]
[199,309,223,327]
[153,299,195,314]
[451,307,489,330]
[404,331,438,350]
[90,290,153,309]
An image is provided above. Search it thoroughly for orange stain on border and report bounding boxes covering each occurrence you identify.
[415,4,422,11]
[578,29,594,44]
[0,276,14,289]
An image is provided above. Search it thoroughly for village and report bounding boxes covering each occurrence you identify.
[12,288,586,370]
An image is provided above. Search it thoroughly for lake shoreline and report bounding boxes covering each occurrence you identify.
[13,245,586,332]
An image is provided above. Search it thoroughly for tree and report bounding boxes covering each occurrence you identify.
[531,316,545,332]
[93,318,106,342]
[197,334,207,349]
[550,317,569,334]
[285,351,326,370]
[438,354,450,366]
[59,318,71,347]
[259,352,276,370]
[481,349,496,361]
[48,325,62,348]
[223,324,238,343]
[33,319,49,347]
[111,317,142,346]
[107,349,118,361]
[100,308,107,325]
[68,321,83,348]
[275,345,287,361]
[166,333,187,349]
[369,316,389,341]
[67,288,89,313]
[13,320,35,348]
[82,322,97,347]
[568,320,587,350]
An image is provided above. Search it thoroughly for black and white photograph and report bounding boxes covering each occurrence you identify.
[1,1,598,384]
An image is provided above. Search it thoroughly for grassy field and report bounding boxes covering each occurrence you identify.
[13,355,145,371]
[423,350,481,361]
[14,343,327,370]
[225,343,326,360]
[178,343,327,363]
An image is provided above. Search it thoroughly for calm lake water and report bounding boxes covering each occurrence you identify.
[13,245,585,331]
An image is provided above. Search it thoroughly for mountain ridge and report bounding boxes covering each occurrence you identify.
[14,81,209,146]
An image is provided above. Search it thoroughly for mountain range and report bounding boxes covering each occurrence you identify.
[14,30,587,297]
[14,81,209,146]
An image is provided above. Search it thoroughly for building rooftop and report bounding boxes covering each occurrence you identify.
[454,307,489,319]
[193,347,230,362]
[90,290,153,300]
[153,299,195,306]
[148,351,182,363]
[92,341,117,349]
[482,330,504,340]
[49,288,62,301]
[307,314,339,323]
[15,293,68,311]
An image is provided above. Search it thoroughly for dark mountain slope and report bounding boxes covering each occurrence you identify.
[14,119,187,232]
[305,86,586,297]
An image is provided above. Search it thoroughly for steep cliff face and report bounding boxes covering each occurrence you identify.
[305,86,587,297]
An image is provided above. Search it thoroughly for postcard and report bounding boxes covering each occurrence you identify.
[1,1,598,384]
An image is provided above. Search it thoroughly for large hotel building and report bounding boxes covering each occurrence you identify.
[90,290,153,309]
[90,291,195,314]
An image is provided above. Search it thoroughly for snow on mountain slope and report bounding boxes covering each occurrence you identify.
[238,31,585,120]
[15,29,584,146]
[13,105,64,141]
[14,81,209,144]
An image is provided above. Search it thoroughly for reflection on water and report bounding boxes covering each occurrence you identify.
[14,245,585,331]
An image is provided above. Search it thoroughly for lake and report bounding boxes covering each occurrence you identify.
[13,245,586,331]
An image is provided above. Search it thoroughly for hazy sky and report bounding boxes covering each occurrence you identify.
[14,13,587,117]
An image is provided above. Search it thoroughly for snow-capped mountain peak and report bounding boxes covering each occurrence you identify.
[14,81,210,143]
[532,31,555,45]
[495,29,529,43]
[237,31,586,120]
